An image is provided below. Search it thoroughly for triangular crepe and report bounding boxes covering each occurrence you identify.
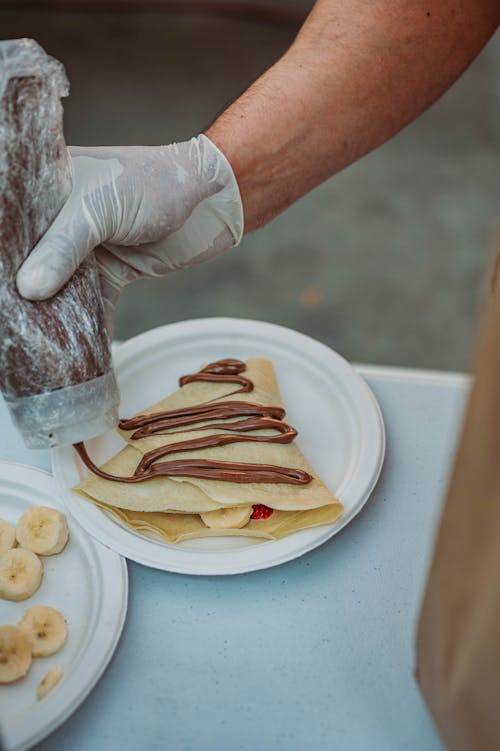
[73,358,343,541]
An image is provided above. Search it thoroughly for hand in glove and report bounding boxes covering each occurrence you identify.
[16,135,243,334]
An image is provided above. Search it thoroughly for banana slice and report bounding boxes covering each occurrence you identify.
[19,605,67,657]
[16,506,69,556]
[37,667,64,700]
[0,548,43,601]
[0,625,33,683]
[200,505,253,530]
[0,519,16,553]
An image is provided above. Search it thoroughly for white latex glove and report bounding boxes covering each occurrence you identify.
[16,134,243,333]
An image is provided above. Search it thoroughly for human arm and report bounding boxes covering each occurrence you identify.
[207,0,499,231]
[16,0,499,321]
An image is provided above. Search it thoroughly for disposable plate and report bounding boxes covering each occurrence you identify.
[52,318,385,575]
[0,462,127,751]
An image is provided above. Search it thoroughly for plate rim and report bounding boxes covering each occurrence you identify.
[52,317,385,575]
[0,460,128,751]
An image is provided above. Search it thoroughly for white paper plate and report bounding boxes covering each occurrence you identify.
[0,462,128,751]
[52,318,385,575]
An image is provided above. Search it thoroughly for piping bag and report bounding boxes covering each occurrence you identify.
[0,39,119,448]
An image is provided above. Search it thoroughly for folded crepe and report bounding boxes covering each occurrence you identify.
[73,358,343,543]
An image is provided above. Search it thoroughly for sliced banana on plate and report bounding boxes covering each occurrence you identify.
[16,506,69,556]
[200,505,253,530]
[19,605,67,657]
[0,625,33,683]
[37,667,64,700]
[0,519,16,553]
[0,548,43,601]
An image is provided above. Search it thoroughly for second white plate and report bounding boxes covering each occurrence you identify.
[52,318,385,575]
[0,462,128,751]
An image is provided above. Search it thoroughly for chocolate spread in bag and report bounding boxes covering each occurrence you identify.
[0,39,119,447]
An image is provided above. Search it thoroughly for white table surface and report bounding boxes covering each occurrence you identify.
[0,365,469,751]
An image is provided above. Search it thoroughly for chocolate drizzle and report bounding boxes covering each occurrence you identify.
[74,359,312,486]
[119,401,288,439]
[178,359,253,396]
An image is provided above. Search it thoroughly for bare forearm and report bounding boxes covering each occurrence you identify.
[206,0,499,232]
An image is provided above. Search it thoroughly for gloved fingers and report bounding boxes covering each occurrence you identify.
[16,207,102,300]
[16,136,244,301]
[17,152,125,300]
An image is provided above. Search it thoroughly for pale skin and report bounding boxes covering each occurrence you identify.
[206,0,500,233]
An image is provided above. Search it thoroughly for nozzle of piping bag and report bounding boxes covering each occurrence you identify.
[0,38,120,449]
[5,369,120,450]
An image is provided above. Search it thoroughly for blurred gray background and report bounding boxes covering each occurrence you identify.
[1,4,499,371]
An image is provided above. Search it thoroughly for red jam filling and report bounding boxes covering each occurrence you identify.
[251,504,274,520]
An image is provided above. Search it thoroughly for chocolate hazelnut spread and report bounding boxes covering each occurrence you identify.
[74,359,312,485]
[0,39,119,448]
[178,358,253,394]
